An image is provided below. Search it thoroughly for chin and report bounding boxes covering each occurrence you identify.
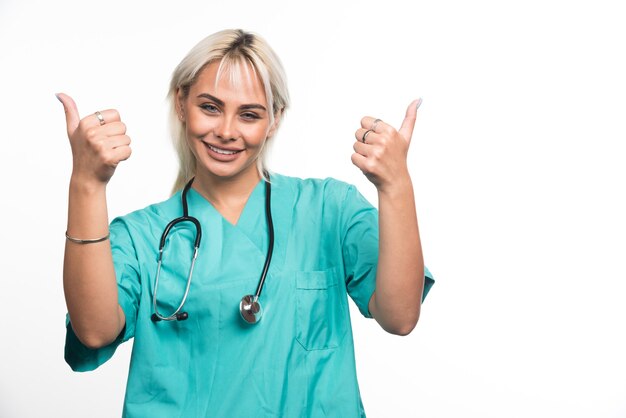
[199,161,258,181]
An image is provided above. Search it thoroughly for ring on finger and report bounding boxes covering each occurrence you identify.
[362,129,373,143]
[95,111,105,126]
[371,118,382,132]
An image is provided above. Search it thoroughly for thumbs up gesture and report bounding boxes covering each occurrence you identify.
[351,99,422,192]
[57,93,132,186]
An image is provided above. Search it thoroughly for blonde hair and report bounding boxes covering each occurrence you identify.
[167,29,290,193]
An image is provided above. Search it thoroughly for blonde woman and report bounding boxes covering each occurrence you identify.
[59,29,434,417]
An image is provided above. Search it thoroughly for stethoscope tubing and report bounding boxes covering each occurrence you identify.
[253,178,274,300]
[151,176,274,323]
[151,180,202,322]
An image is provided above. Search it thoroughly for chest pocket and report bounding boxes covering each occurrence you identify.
[295,268,348,350]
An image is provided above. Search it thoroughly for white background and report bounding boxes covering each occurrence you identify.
[1,0,625,416]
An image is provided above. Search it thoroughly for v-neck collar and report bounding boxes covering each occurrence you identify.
[170,173,294,279]
[187,179,265,228]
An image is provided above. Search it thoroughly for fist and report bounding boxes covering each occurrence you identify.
[57,93,132,185]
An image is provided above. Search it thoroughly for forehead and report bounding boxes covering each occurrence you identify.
[190,59,267,105]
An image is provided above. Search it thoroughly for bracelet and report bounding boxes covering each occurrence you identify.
[65,231,110,244]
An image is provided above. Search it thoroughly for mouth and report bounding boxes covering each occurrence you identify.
[203,142,244,155]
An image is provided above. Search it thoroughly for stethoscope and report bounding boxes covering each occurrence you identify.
[150,175,274,325]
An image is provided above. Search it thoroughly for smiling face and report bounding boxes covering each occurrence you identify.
[177,60,278,186]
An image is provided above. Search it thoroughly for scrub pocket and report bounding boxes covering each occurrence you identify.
[295,268,348,350]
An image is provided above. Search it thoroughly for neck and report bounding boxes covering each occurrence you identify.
[192,168,262,208]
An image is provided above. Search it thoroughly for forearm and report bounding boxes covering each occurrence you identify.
[63,178,124,348]
[372,175,424,335]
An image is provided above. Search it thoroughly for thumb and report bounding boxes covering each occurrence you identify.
[398,98,422,143]
[55,92,80,136]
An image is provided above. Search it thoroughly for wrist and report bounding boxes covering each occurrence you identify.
[377,174,413,198]
[69,175,107,195]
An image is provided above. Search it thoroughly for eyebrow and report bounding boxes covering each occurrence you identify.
[196,93,267,112]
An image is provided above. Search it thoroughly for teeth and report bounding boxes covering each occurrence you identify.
[207,144,239,155]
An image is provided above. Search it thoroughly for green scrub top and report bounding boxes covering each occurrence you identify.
[65,174,434,418]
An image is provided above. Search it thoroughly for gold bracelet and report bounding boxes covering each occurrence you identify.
[65,231,110,244]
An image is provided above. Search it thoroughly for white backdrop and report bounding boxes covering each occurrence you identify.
[1,0,625,417]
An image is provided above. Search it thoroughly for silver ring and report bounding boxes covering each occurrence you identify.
[362,129,373,143]
[95,111,105,126]
[371,118,382,132]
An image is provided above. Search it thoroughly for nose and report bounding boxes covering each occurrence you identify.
[214,115,238,142]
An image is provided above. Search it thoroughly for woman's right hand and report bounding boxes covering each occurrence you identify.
[56,93,132,186]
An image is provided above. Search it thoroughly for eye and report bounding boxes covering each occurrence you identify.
[200,103,219,113]
[241,112,260,121]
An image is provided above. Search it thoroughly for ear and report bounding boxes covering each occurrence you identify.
[176,88,186,122]
[267,108,284,138]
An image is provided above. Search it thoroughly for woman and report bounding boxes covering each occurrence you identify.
[59,29,434,417]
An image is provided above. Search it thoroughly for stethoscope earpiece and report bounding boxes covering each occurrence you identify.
[151,312,188,322]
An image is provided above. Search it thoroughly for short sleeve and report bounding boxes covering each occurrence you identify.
[340,185,379,318]
[64,217,141,372]
[340,185,435,319]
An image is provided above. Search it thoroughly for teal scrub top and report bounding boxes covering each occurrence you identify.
[65,174,434,418]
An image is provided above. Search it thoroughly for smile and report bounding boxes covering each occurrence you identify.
[205,143,243,155]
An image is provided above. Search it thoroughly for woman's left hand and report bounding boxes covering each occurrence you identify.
[352,99,422,193]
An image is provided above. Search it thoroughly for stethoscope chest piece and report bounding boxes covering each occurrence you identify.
[240,294,263,324]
